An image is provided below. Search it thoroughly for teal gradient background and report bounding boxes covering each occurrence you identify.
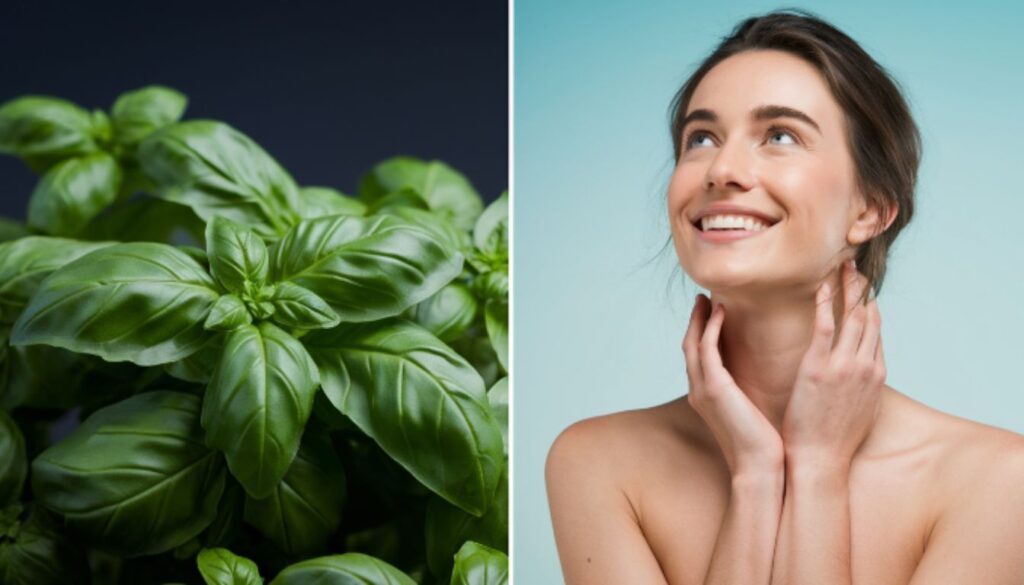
[514,0,1024,581]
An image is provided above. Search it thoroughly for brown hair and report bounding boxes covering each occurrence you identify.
[668,7,921,302]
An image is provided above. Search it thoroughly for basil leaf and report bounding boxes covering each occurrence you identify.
[306,319,503,515]
[426,463,508,579]
[31,391,227,556]
[0,505,89,585]
[27,152,122,237]
[206,216,269,294]
[204,295,252,331]
[202,480,244,549]
[487,378,508,454]
[270,553,416,585]
[374,206,473,256]
[0,96,99,171]
[472,192,508,253]
[483,300,508,371]
[0,410,26,506]
[0,237,111,323]
[365,188,430,214]
[2,344,90,411]
[111,86,187,149]
[196,547,262,585]
[138,120,302,239]
[202,322,319,498]
[270,214,462,323]
[11,243,220,366]
[79,196,204,245]
[165,333,222,384]
[0,217,27,243]
[267,282,338,330]
[410,282,478,343]
[243,424,345,555]
[359,157,483,231]
[450,541,509,585]
[300,187,366,218]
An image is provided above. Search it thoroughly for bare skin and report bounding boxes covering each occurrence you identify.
[546,48,1024,583]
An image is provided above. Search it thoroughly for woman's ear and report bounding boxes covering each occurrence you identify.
[847,194,898,246]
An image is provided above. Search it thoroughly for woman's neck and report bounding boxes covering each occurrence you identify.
[710,268,846,435]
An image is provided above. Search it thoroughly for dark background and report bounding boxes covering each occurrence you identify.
[0,0,508,219]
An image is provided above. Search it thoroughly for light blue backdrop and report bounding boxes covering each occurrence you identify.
[513,0,1024,581]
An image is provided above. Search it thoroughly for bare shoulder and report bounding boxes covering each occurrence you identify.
[548,395,708,495]
[893,389,1024,498]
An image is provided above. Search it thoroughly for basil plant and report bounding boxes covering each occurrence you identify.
[0,86,509,584]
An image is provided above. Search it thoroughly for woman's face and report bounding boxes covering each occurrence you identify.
[668,49,874,299]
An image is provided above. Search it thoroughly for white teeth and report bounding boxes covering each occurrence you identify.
[700,214,770,232]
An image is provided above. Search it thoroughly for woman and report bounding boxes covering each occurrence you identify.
[545,9,1024,585]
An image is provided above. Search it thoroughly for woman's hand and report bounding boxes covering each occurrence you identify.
[683,293,784,478]
[781,259,887,469]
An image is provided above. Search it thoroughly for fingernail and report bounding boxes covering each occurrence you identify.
[868,285,876,300]
[822,282,831,296]
[850,258,857,270]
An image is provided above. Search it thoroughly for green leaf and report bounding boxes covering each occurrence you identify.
[410,282,478,343]
[0,410,26,506]
[0,237,111,324]
[1,344,90,411]
[365,188,430,214]
[427,464,508,579]
[27,152,122,237]
[165,333,222,384]
[270,553,416,585]
[374,205,473,256]
[266,282,338,330]
[300,186,366,218]
[31,391,227,556]
[484,300,508,371]
[450,542,509,585]
[204,295,252,331]
[472,192,508,253]
[0,217,28,242]
[306,319,503,515]
[0,505,89,585]
[202,322,320,498]
[138,120,303,239]
[243,424,345,555]
[202,480,244,549]
[360,157,483,231]
[270,214,462,323]
[11,242,220,366]
[472,271,508,303]
[488,378,508,454]
[0,96,99,171]
[79,195,205,245]
[206,216,269,294]
[111,86,188,149]
[196,547,263,585]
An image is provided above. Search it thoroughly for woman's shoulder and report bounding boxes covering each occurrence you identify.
[545,398,711,489]
[885,388,1024,495]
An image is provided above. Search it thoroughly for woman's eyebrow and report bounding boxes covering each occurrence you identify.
[680,105,822,135]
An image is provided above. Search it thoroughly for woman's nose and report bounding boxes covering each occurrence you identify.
[704,140,755,192]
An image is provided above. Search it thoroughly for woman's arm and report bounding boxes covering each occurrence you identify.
[702,470,784,585]
[546,419,671,585]
[906,437,1024,584]
[771,260,885,583]
[770,461,853,584]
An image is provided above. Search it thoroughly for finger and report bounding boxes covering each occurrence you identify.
[857,296,881,362]
[698,301,734,389]
[834,260,868,356]
[807,279,836,361]
[683,294,708,390]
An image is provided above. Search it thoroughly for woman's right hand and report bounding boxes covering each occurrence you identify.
[683,294,785,478]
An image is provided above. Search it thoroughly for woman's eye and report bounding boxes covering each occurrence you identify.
[767,128,798,145]
[685,131,713,149]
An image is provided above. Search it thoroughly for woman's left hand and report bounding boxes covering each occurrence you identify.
[781,259,887,469]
